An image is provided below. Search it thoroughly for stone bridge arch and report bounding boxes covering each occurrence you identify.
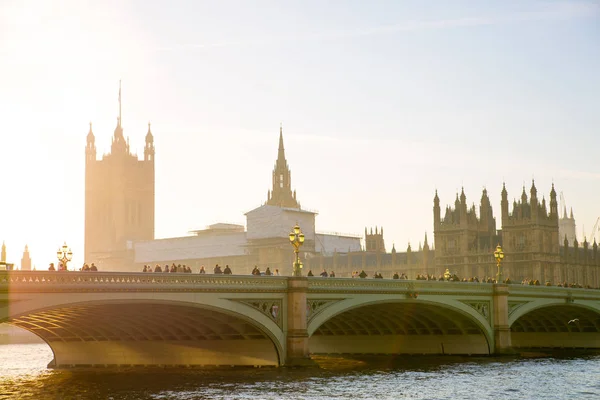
[307,295,494,355]
[508,297,600,349]
[1,292,285,367]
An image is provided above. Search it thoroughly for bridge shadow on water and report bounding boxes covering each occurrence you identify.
[2,351,600,400]
[5,353,599,399]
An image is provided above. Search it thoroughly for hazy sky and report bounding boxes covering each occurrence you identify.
[0,0,599,269]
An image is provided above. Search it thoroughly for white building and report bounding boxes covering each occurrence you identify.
[132,128,361,274]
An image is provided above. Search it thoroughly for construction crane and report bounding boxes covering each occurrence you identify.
[591,217,600,243]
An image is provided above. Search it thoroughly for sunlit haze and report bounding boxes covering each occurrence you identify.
[0,0,599,269]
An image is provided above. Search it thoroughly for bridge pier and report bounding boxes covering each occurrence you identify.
[285,277,315,366]
[492,284,513,354]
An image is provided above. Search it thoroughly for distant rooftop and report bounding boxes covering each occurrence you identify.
[244,204,319,215]
[317,231,363,239]
[189,223,245,235]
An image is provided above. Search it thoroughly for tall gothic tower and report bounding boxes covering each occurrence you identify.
[558,204,577,246]
[84,82,155,265]
[433,187,498,278]
[365,227,385,252]
[500,181,560,282]
[21,245,32,271]
[265,125,300,208]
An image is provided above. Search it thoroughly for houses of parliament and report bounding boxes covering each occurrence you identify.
[82,87,600,288]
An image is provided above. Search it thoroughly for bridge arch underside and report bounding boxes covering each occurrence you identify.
[511,305,600,349]
[9,303,280,368]
[309,302,489,356]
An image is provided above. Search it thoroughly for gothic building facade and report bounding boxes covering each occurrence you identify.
[499,182,560,282]
[433,187,499,280]
[311,182,598,288]
[84,83,155,267]
[303,229,434,278]
[79,90,597,285]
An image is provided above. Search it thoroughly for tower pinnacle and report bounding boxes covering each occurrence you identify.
[278,123,285,163]
[86,121,97,162]
[111,81,127,154]
[144,122,155,161]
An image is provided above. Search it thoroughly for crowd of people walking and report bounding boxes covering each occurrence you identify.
[39,261,592,289]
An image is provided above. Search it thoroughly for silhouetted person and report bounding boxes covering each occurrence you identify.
[252,266,260,275]
[199,266,205,274]
[329,271,335,277]
[307,270,314,277]
[90,263,97,272]
[224,265,232,275]
[393,272,399,279]
[214,264,223,274]
[359,270,367,278]
[265,267,272,276]
[48,263,55,271]
[320,269,328,277]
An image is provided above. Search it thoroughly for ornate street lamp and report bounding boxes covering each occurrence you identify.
[494,244,505,283]
[289,224,305,277]
[57,242,73,271]
[443,268,451,281]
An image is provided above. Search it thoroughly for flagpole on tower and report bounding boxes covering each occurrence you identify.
[118,80,122,127]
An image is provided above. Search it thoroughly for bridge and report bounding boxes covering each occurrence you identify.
[1,271,599,368]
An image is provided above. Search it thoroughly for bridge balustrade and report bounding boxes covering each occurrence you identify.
[0,271,288,289]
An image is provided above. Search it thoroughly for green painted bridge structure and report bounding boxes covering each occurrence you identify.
[1,271,599,368]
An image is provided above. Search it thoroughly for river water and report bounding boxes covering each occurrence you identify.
[0,343,599,399]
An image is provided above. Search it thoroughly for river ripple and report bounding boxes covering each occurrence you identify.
[0,344,599,400]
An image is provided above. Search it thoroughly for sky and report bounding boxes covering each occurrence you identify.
[0,0,599,269]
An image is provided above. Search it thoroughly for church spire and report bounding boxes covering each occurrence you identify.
[266,124,299,208]
[111,81,127,154]
[1,241,6,263]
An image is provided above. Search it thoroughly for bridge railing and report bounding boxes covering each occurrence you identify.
[2,271,598,298]
[306,277,600,297]
[0,271,288,291]
[307,277,495,294]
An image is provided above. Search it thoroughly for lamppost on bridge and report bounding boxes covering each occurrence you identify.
[494,244,504,283]
[56,242,73,271]
[289,224,305,277]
